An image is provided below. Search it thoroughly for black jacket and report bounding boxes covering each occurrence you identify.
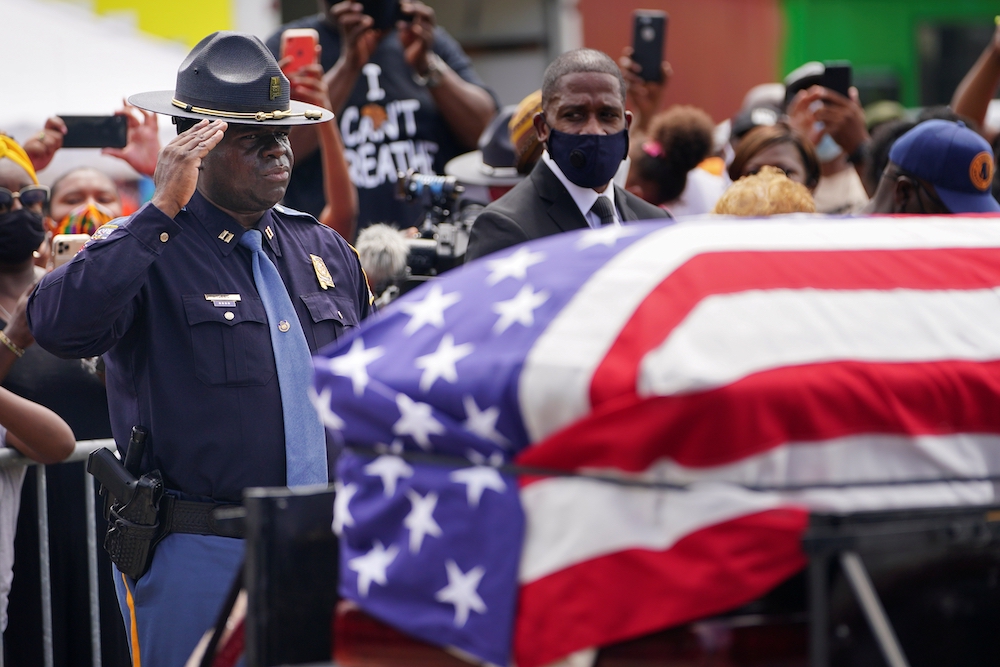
[466,160,670,261]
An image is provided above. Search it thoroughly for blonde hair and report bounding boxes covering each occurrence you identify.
[713,165,815,216]
[0,135,38,184]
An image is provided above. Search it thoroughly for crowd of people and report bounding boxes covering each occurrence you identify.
[4,2,1000,666]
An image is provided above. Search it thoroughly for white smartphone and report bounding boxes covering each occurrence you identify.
[52,234,90,268]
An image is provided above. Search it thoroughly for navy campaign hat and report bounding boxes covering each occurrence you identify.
[889,119,1000,214]
[445,106,522,186]
[129,31,333,126]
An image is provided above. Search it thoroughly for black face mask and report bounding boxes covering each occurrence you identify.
[0,208,45,264]
[545,124,629,189]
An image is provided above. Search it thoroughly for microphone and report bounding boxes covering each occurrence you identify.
[355,224,410,292]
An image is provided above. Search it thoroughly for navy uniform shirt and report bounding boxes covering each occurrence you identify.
[28,192,372,502]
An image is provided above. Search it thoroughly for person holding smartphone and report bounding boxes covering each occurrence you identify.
[265,1,498,236]
[784,61,871,214]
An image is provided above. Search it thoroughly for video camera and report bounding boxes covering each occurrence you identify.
[369,170,481,299]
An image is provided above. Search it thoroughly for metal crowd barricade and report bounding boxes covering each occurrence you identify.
[0,438,116,667]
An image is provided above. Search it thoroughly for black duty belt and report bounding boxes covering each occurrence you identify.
[161,496,245,539]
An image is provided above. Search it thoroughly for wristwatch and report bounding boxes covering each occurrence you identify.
[412,53,445,88]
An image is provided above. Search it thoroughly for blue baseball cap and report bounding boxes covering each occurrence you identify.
[889,119,1000,213]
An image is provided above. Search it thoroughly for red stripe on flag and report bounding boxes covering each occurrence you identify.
[520,359,1000,472]
[590,248,1000,410]
[513,508,809,667]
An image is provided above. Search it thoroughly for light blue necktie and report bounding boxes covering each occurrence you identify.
[240,229,328,487]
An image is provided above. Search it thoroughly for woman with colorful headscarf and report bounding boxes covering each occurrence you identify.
[47,167,122,237]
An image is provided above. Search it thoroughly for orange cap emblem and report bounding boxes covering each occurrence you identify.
[970,151,993,191]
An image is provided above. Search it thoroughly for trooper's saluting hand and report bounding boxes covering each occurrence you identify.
[151,119,227,219]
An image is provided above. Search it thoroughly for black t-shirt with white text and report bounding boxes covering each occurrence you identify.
[266,16,496,232]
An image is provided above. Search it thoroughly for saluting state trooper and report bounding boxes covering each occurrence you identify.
[28,32,371,667]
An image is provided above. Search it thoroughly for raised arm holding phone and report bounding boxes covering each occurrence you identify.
[618,10,673,154]
[277,30,359,239]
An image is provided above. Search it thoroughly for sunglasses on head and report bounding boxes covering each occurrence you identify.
[0,185,50,212]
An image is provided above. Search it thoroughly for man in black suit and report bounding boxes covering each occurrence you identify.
[466,48,669,261]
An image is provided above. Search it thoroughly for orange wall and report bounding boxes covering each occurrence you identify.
[579,0,782,123]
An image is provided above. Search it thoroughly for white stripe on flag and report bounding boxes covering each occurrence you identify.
[519,433,1000,583]
[519,219,1000,442]
[638,287,1000,397]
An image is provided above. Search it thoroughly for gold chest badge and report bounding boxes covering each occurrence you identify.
[310,254,335,290]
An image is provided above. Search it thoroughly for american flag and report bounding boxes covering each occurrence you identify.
[312,216,1000,667]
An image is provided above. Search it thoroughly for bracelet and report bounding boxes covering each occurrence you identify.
[0,330,24,358]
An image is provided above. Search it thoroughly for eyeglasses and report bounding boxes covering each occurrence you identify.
[0,185,50,213]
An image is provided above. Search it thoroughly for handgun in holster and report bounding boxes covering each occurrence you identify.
[87,426,164,580]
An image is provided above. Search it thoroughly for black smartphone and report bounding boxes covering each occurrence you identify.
[820,61,852,99]
[361,0,404,31]
[632,10,668,83]
[61,115,128,149]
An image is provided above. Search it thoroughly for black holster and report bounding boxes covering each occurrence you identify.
[88,441,165,580]
[88,442,246,580]
[104,470,165,580]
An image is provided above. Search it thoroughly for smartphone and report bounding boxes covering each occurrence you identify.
[53,234,90,268]
[280,28,319,75]
[362,0,403,31]
[60,115,128,149]
[632,10,668,83]
[820,61,852,99]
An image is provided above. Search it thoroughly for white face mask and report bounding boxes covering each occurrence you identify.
[811,118,843,163]
[814,133,844,163]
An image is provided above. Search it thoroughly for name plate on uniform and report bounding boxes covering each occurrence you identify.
[205,294,242,308]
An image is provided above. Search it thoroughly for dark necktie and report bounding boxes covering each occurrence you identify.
[239,229,328,487]
[590,196,616,226]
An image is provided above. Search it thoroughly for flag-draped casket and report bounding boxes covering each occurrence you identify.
[312,217,1000,667]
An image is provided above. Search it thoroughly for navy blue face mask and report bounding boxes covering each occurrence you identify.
[546,125,629,190]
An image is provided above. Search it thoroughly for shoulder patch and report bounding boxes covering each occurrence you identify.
[90,223,119,242]
[84,215,129,247]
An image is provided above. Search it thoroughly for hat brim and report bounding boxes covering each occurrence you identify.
[935,185,1000,214]
[128,91,334,126]
[444,150,523,187]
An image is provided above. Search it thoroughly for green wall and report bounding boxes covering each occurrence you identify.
[782,0,998,106]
